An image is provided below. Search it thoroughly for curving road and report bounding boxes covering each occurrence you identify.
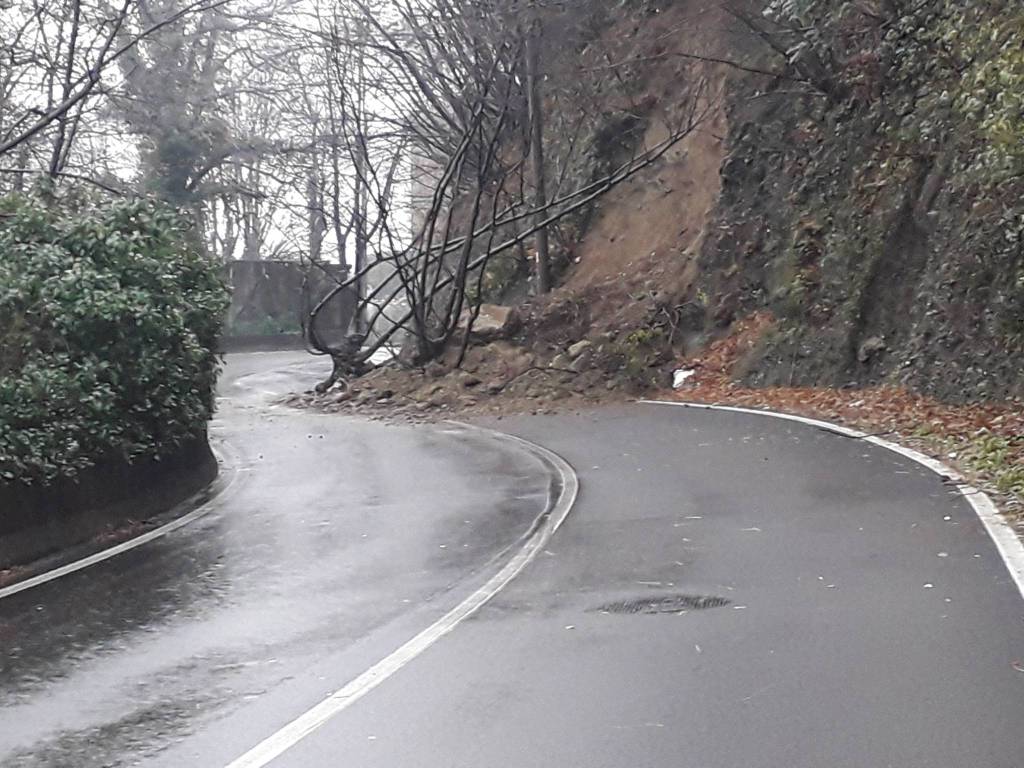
[0,353,557,766]
[2,353,1023,767]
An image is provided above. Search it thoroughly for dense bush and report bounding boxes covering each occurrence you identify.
[0,196,229,485]
[692,0,1024,400]
[764,0,1024,176]
[952,9,1024,174]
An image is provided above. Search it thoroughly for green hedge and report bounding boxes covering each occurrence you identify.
[0,196,229,485]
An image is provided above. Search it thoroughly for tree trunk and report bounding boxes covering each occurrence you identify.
[525,17,551,294]
[353,22,369,335]
[307,172,325,263]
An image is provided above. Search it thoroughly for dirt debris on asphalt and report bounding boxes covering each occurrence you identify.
[286,305,1022,533]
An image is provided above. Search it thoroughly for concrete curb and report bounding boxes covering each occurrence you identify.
[0,436,217,571]
[223,421,579,768]
[0,438,240,600]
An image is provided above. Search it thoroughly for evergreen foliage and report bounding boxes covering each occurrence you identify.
[0,196,229,485]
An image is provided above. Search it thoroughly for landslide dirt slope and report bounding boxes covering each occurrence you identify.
[541,0,1023,404]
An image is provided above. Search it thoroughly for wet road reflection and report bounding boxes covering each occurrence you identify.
[0,353,552,766]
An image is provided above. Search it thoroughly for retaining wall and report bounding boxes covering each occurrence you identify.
[0,435,217,570]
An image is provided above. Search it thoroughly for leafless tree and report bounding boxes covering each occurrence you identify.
[2,0,716,377]
[0,0,239,194]
[298,0,716,392]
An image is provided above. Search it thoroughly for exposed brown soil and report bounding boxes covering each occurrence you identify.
[568,105,725,293]
[283,337,633,424]
[558,0,730,335]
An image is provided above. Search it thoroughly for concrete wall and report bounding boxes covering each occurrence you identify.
[0,435,217,570]
[224,261,357,349]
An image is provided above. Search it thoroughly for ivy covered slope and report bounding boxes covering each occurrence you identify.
[0,197,229,486]
[698,0,1024,401]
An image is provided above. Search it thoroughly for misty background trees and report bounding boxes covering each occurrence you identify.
[1,0,713,386]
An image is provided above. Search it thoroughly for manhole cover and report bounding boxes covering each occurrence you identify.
[593,594,731,615]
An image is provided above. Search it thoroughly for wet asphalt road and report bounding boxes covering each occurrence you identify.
[0,353,553,766]
[277,406,1024,768]
[2,353,1023,767]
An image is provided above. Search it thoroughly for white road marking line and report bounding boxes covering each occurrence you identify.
[0,442,241,601]
[1,353,329,599]
[223,427,578,768]
[642,399,1024,602]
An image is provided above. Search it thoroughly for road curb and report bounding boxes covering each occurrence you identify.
[641,399,1024,602]
[223,422,579,768]
[0,438,243,601]
[0,436,217,571]
[448,419,579,538]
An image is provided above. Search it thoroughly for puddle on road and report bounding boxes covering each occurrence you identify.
[592,594,732,615]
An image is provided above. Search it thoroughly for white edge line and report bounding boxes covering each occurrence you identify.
[223,426,579,768]
[640,399,1024,601]
[0,441,241,601]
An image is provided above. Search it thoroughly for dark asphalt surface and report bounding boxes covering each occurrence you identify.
[2,354,1023,767]
[276,405,1024,768]
[0,353,554,767]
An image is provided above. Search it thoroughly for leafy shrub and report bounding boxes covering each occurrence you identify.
[0,196,229,485]
[951,9,1024,174]
[766,0,1024,176]
[964,434,1024,497]
[608,327,668,390]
